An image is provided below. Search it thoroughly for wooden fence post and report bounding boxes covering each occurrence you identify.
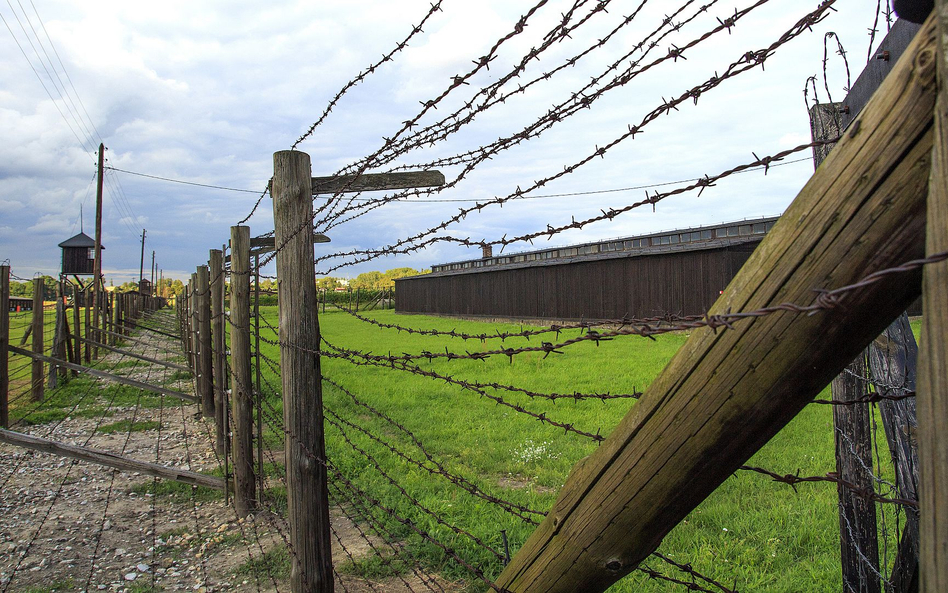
[31,280,44,402]
[273,149,333,593]
[83,287,91,363]
[197,265,215,419]
[1,265,9,428]
[868,316,920,592]
[832,355,880,593]
[210,250,227,456]
[919,3,948,590]
[811,98,884,593]
[72,288,81,363]
[189,274,198,394]
[229,225,256,517]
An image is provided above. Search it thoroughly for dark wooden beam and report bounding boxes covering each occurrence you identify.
[0,428,224,490]
[8,345,197,404]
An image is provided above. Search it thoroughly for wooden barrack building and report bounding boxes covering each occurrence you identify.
[395,217,780,321]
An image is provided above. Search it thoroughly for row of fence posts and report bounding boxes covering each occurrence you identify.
[0,264,162,429]
[176,151,333,592]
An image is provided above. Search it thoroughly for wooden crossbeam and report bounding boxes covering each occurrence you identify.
[68,333,190,372]
[0,428,224,490]
[311,170,444,194]
[8,345,197,403]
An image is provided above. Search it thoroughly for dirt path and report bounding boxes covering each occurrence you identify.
[0,311,458,592]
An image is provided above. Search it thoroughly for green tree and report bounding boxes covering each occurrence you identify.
[315,276,342,291]
[351,271,383,290]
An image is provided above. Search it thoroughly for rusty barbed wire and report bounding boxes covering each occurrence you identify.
[332,0,682,179]
[312,0,563,228]
[324,376,547,523]
[291,0,446,150]
[313,138,838,275]
[738,465,917,508]
[651,552,738,593]
[317,0,811,237]
[258,1,836,275]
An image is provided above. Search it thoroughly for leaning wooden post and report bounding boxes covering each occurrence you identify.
[30,279,44,402]
[919,3,948,591]
[197,265,215,419]
[210,250,227,456]
[1,265,9,428]
[273,150,333,593]
[496,16,938,591]
[229,226,256,517]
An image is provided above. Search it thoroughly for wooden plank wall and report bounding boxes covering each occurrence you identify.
[396,244,757,320]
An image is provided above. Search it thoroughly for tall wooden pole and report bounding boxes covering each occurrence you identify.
[92,144,104,360]
[920,3,948,591]
[31,279,44,402]
[229,226,256,517]
[139,229,147,289]
[0,265,9,427]
[272,150,333,593]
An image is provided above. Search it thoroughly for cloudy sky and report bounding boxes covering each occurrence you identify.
[0,0,894,283]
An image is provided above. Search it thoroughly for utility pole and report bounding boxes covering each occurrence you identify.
[151,251,156,296]
[139,229,146,290]
[92,144,105,351]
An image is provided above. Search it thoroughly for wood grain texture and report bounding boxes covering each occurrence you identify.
[229,226,256,517]
[0,428,224,490]
[497,15,937,592]
[311,170,444,194]
[274,150,334,593]
[919,4,948,592]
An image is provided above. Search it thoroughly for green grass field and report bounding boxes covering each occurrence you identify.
[252,307,918,591]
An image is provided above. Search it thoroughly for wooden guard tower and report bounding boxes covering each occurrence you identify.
[58,232,101,277]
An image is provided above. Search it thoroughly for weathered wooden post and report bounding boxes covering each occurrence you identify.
[189,273,199,393]
[229,225,256,517]
[1,265,9,428]
[272,150,333,593]
[83,287,91,363]
[811,100,881,593]
[72,287,81,363]
[869,317,920,592]
[919,3,948,590]
[210,250,227,456]
[832,356,880,593]
[31,279,44,402]
[197,265,215,419]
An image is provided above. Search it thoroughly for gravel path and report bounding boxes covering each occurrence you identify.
[0,311,456,593]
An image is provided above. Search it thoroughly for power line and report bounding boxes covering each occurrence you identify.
[105,166,264,194]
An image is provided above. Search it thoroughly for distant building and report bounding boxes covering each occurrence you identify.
[395,216,779,321]
[58,231,101,277]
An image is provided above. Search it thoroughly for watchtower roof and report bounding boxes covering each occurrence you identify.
[57,232,101,249]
